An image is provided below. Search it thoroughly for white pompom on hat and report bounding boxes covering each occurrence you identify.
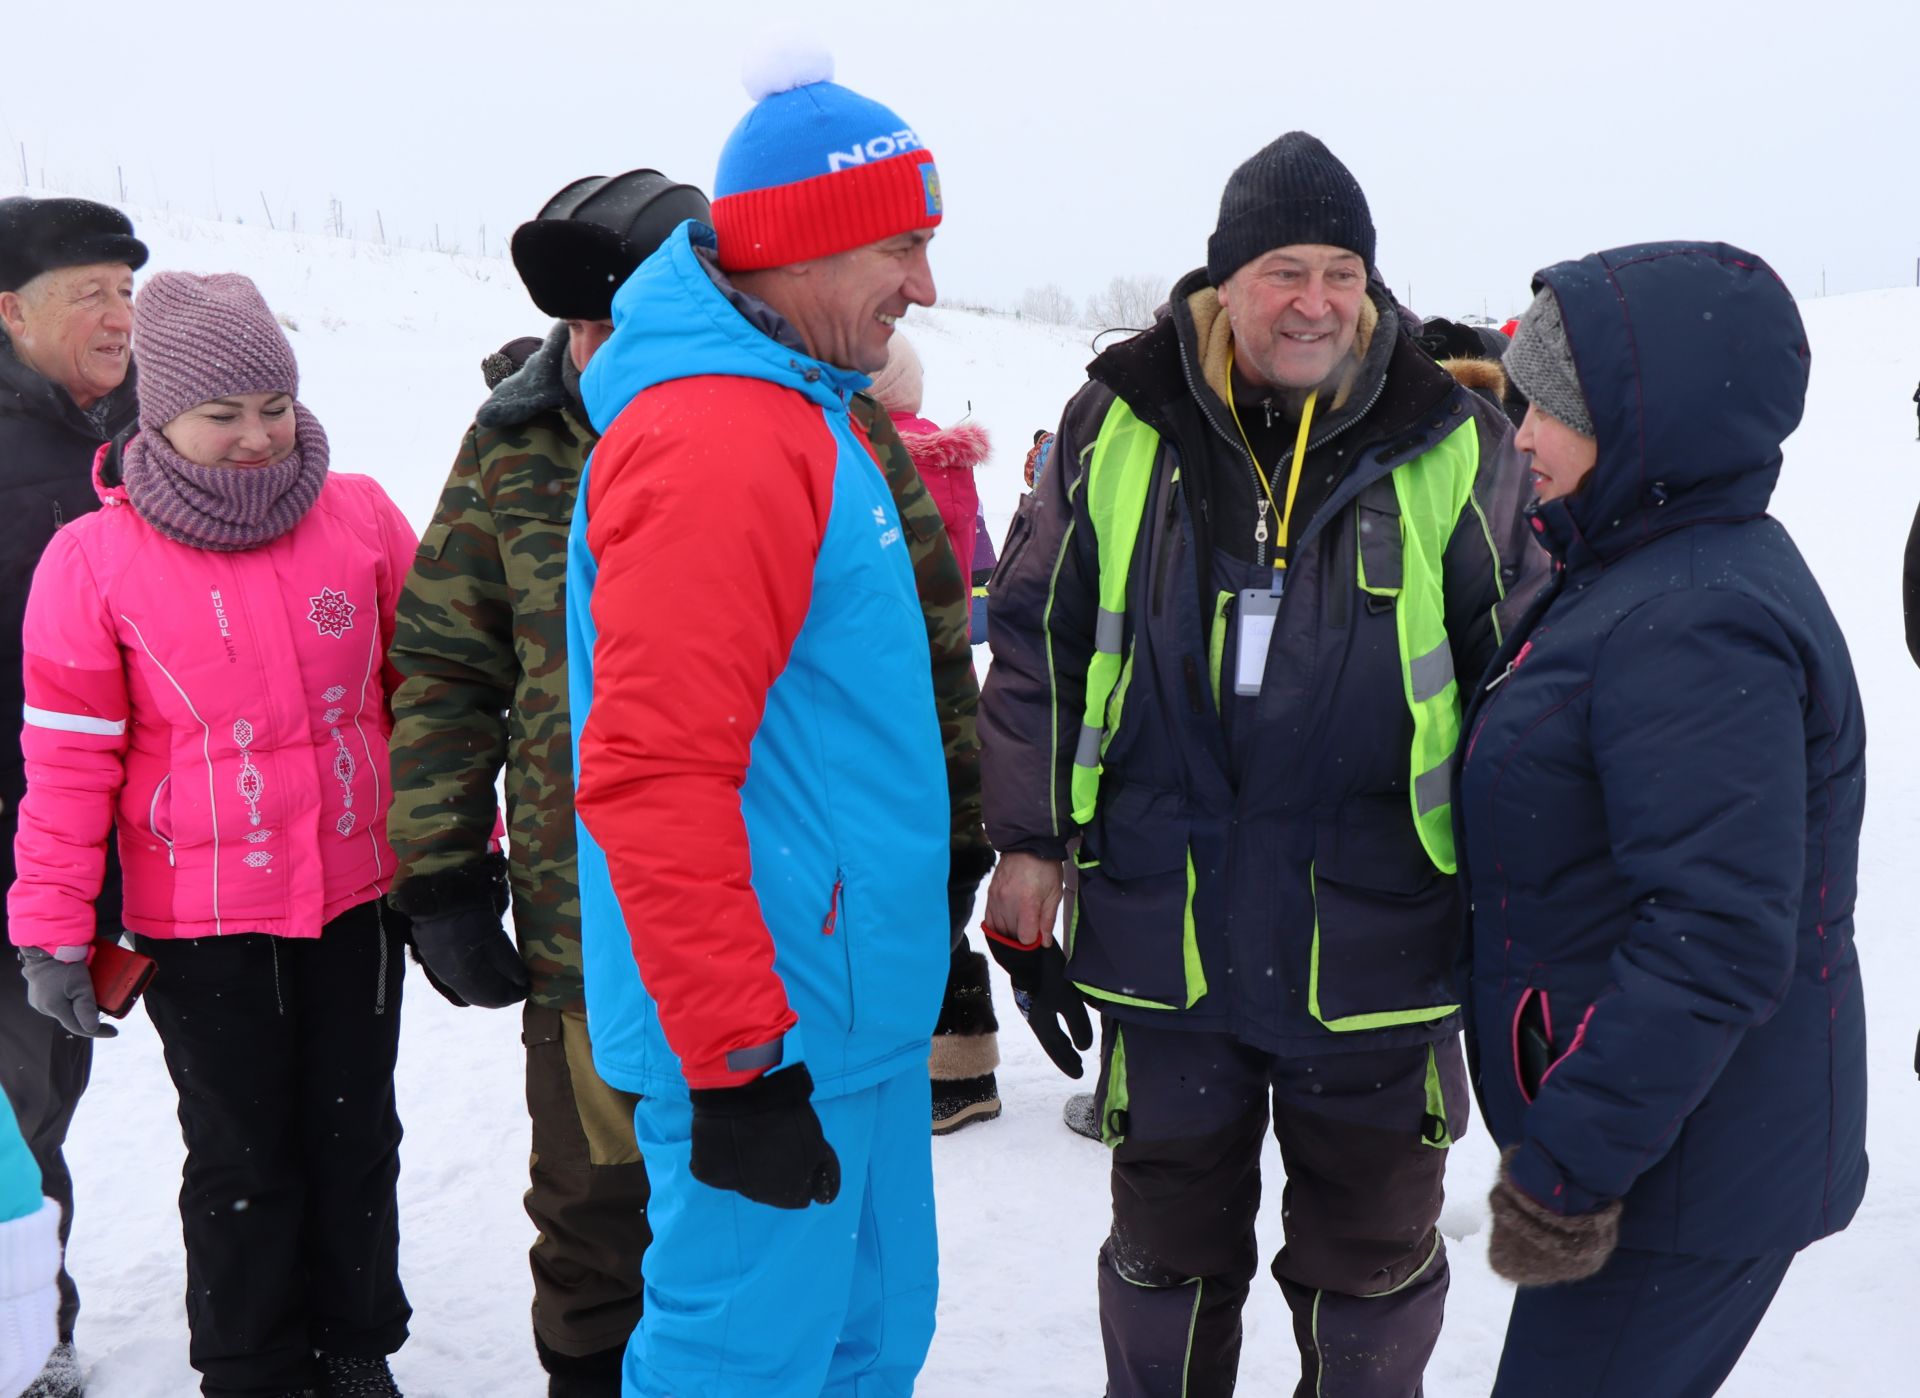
[740,32,835,101]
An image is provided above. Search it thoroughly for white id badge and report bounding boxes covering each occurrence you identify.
[1233,588,1282,696]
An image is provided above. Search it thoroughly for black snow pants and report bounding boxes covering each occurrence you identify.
[1091,1017,1468,1398]
[134,900,411,1397]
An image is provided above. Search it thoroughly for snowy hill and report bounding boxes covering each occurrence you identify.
[34,198,1920,1396]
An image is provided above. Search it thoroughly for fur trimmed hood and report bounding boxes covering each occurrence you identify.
[1442,355,1509,400]
[895,419,990,475]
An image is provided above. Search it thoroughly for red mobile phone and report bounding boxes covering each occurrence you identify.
[89,942,158,1018]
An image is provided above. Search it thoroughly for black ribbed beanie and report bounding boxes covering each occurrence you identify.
[1206,132,1375,287]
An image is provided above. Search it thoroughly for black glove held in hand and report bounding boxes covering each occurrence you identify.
[407,904,529,1008]
[985,930,1092,1078]
[689,1064,840,1209]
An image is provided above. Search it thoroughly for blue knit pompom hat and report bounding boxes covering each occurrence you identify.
[711,40,942,271]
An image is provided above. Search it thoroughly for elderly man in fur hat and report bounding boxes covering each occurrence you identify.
[0,194,148,1398]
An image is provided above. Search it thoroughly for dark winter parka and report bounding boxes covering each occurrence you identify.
[0,329,131,935]
[1457,242,1867,1258]
[981,273,1545,1055]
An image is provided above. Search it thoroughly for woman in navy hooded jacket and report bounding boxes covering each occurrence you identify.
[1457,242,1866,1398]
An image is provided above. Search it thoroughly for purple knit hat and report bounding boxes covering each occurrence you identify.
[132,271,299,430]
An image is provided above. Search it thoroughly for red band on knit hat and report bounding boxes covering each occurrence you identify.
[712,150,941,271]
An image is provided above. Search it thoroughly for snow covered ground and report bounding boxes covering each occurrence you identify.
[30,200,1920,1396]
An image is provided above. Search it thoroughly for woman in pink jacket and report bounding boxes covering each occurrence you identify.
[7,272,417,1398]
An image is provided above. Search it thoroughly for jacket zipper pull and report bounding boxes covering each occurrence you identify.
[822,879,844,936]
[1484,640,1534,692]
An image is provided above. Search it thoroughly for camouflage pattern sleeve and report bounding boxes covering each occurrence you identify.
[852,395,996,937]
[386,425,517,889]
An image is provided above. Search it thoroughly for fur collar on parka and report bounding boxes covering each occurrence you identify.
[475,321,587,434]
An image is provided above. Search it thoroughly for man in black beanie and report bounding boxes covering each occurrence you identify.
[0,194,148,1398]
[980,132,1548,1397]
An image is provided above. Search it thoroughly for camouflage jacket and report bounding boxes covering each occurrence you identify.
[388,325,592,1007]
[387,325,989,1010]
[852,392,995,934]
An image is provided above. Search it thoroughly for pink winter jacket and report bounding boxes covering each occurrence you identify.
[7,450,418,951]
[889,412,989,582]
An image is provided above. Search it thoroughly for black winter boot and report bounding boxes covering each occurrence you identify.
[930,948,1001,1135]
[536,1335,626,1398]
[315,1354,402,1397]
[1062,1091,1103,1141]
[21,1341,82,1397]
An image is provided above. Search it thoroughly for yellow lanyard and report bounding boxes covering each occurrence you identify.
[1226,364,1317,571]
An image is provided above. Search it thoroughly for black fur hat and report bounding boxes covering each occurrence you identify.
[510,170,710,321]
[0,196,149,293]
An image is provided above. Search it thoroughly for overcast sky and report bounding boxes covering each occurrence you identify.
[7,0,1917,322]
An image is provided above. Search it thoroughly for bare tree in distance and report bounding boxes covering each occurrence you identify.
[1084,273,1167,333]
[1018,282,1079,326]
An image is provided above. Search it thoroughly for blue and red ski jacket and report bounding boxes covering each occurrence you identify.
[566,221,949,1101]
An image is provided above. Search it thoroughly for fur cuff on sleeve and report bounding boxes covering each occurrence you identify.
[1487,1147,1621,1286]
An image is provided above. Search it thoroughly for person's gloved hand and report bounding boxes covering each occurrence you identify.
[984,926,1092,1078]
[18,948,116,1039]
[407,904,529,1009]
[1487,1146,1621,1285]
[689,1064,840,1209]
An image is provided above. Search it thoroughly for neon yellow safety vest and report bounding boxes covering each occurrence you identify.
[1070,396,1486,876]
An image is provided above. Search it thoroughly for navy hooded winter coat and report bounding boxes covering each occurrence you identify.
[1457,242,1867,1259]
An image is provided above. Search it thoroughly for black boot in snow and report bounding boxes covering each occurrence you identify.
[536,1334,626,1398]
[20,1341,82,1398]
[315,1354,402,1397]
[930,948,1002,1135]
[932,1073,1003,1134]
[1062,1091,1104,1141]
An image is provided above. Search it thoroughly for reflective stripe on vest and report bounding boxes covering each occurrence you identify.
[1075,400,1482,873]
[1069,399,1160,826]
[1354,419,1481,875]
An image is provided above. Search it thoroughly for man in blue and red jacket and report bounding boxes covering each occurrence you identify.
[566,52,950,1398]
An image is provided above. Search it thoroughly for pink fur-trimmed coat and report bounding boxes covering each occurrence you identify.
[6,446,417,951]
[889,413,990,581]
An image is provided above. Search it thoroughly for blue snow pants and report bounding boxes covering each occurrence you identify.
[1491,1247,1793,1397]
[623,1065,938,1397]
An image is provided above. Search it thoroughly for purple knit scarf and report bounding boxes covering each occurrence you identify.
[121,402,330,551]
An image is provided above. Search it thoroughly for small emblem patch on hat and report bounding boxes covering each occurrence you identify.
[921,164,943,218]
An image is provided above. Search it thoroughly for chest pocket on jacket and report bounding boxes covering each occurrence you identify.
[1307,810,1459,1032]
[493,493,574,612]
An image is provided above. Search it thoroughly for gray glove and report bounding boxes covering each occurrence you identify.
[18,949,116,1039]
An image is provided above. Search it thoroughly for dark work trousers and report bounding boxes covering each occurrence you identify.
[1092,1017,1467,1398]
[1492,1247,1793,1397]
[134,900,410,1397]
[0,951,92,1341]
[523,1004,649,1364]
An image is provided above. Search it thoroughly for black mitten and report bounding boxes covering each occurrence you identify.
[689,1065,840,1210]
[407,904,529,1008]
